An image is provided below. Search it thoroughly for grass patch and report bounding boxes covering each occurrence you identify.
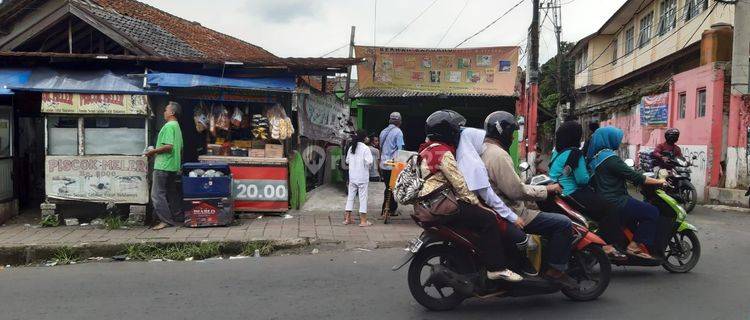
[51,246,79,265]
[125,242,223,261]
[241,240,275,257]
[39,214,59,228]
[104,214,124,230]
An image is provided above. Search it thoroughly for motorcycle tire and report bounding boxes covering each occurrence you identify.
[407,245,470,311]
[680,182,698,213]
[561,245,611,302]
[662,230,701,273]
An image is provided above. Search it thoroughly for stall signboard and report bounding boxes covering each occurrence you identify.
[41,93,148,115]
[45,156,149,203]
[298,91,349,144]
[640,93,669,126]
[354,46,519,96]
[230,165,289,212]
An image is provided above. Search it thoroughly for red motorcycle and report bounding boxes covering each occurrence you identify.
[393,176,611,311]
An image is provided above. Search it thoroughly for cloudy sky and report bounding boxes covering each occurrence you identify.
[142,0,626,64]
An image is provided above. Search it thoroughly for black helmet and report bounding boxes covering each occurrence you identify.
[484,111,518,150]
[425,109,466,145]
[665,128,680,144]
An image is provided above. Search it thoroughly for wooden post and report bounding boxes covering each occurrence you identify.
[344,26,356,100]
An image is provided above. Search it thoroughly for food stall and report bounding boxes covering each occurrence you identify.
[195,101,294,213]
[42,92,150,205]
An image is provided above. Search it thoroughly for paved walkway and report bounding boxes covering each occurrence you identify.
[0,212,421,248]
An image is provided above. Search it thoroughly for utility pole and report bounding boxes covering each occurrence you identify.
[525,0,540,165]
[547,0,565,126]
[344,26,356,100]
[529,0,540,84]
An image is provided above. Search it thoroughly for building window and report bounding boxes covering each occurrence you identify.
[658,0,677,36]
[83,117,146,155]
[685,0,709,21]
[696,89,707,118]
[678,92,687,119]
[625,27,635,54]
[576,46,588,72]
[47,116,79,156]
[638,11,654,48]
[612,38,618,65]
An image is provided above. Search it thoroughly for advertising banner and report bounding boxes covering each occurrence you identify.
[41,93,148,115]
[298,91,349,144]
[230,165,289,212]
[45,156,149,203]
[640,93,669,126]
[354,46,519,96]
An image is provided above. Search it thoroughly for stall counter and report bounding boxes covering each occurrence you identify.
[198,155,289,213]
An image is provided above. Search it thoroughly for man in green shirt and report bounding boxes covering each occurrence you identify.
[145,102,183,230]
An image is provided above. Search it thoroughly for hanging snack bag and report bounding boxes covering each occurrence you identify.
[194,104,209,133]
[209,105,217,137]
[231,106,244,128]
[215,105,231,131]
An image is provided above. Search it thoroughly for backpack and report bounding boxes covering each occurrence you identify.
[393,154,427,205]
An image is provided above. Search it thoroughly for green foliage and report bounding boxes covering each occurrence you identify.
[125,242,223,261]
[52,246,79,265]
[104,214,124,230]
[241,241,275,257]
[39,214,59,228]
[539,41,576,110]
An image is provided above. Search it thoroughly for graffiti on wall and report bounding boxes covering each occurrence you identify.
[680,145,708,201]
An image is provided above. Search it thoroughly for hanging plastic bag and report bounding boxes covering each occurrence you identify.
[215,105,231,131]
[209,105,217,137]
[231,106,244,128]
[194,103,209,133]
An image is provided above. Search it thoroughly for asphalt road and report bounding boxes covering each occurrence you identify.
[1,207,749,320]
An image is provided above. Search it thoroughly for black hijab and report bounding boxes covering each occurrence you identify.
[555,120,584,170]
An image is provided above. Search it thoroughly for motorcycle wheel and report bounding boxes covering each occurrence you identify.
[662,230,701,273]
[561,245,611,301]
[407,245,470,311]
[680,182,698,213]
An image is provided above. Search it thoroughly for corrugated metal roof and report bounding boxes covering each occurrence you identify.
[349,87,518,98]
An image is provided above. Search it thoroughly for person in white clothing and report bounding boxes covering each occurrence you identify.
[345,130,374,227]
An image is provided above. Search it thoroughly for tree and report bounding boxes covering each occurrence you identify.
[539,41,575,113]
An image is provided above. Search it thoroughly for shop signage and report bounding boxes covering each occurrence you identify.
[298,91,349,144]
[44,155,149,203]
[229,165,289,212]
[640,93,669,126]
[41,93,148,115]
[354,46,519,96]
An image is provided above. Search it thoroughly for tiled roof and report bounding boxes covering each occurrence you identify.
[74,0,279,62]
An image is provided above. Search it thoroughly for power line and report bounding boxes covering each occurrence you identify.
[436,0,469,47]
[318,43,349,58]
[373,0,378,47]
[454,0,527,48]
[385,0,441,45]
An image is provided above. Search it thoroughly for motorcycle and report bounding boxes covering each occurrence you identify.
[640,151,698,213]
[393,171,611,311]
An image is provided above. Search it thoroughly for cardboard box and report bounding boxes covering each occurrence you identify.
[232,140,252,148]
[249,148,265,158]
[183,198,234,228]
[251,140,266,149]
[265,144,283,158]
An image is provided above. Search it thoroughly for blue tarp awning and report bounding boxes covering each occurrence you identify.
[10,68,160,94]
[0,69,32,95]
[146,72,295,92]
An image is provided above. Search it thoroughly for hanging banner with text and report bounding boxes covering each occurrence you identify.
[298,91,349,144]
[45,156,149,204]
[640,92,669,126]
[354,46,519,96]
[41,93,148,115]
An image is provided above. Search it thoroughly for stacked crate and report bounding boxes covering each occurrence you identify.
[181,163,234,227]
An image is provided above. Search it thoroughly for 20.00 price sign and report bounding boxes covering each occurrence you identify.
[232,180,288,201]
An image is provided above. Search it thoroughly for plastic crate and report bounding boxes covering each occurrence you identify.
[182,162,232,198]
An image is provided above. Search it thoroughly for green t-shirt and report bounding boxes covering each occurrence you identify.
[154,120,183,172]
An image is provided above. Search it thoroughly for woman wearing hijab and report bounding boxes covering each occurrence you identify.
[456,127,538,277]
[344,130,374,226]
[587,126,665,260]
[419,111,522,282]
[549,121,626,260]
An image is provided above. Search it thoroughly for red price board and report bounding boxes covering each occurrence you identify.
[229,165,288,212]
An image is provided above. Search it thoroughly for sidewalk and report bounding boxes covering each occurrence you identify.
[0,212,420,250]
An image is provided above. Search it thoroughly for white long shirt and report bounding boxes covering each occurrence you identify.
[346,142,373,184]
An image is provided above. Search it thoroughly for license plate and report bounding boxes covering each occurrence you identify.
[407,238,424,253]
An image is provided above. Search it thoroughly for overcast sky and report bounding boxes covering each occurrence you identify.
[142,0,626,65]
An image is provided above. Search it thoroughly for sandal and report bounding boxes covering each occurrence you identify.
[359,221,373,227]
[604,247,628,261]
[626,244,656,260]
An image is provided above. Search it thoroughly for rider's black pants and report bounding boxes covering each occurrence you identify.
[447,201,507,272]
[570,187,627,249]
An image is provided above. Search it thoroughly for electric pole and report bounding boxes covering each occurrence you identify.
[544,0,565,126]
[529,0,540,84]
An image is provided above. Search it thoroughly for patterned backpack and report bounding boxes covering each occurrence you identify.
[393,154,425,205]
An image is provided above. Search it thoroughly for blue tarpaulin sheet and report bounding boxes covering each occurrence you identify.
[11,68,159,94]
[0,69,31,95]
[146,72,295,92]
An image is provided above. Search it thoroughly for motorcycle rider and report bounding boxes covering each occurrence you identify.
[588,126,665,260]
[482,111,577,288]
[418,110,523,282]
[652,128,683,170]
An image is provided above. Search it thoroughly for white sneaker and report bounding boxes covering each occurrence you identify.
[487,269,523,282]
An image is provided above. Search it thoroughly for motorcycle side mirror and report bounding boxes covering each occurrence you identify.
[519,162,531,172]
[624,159,635,167]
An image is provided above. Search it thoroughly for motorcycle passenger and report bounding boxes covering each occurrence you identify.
[418,110,523,282]
[455,127,533,276]
[652,128,683,170]
[587,126,665,260]
[549,120,627,260]
[482,111,577,288]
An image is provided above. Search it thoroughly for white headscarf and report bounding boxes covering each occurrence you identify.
[456,128,491,191]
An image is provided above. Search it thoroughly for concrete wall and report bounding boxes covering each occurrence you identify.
[725,0,750,189]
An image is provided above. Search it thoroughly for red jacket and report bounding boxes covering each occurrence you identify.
[652,143,682,168]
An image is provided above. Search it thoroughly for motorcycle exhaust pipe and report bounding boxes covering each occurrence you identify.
[427,265,475,296]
